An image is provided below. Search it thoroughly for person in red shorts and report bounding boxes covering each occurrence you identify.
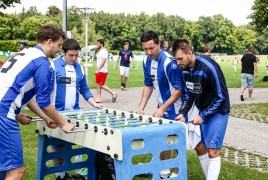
[95,39,117,103]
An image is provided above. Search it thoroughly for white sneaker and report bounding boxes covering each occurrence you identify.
[169,172,178,178]
[160,169,170,179]
[248,97,252,101]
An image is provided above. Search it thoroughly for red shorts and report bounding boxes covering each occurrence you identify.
[96,72,108,86]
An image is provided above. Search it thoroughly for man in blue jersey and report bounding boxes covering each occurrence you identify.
[136,30,185,178]
[115,42,135,90]
[172,38,230,180]
[48,39,104,180]
[0,25,75,180]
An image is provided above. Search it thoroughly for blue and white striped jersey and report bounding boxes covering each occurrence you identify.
[50,57,93,111]
[143,49,184,118]
[0,46,54,119]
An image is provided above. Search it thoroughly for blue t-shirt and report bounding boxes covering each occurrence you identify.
[0,46,53,119]
[143,49,184,119]
[118,49,134,67]
[50,58,93,111]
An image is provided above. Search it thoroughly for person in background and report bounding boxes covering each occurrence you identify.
[163,41,171,54]
[18,40,28,51]
[115,42,135,91]
[95,39,117,103]
[233,56,238,72]
[240,46,258,101]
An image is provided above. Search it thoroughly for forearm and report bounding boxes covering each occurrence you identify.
[87,97,97,107]
[27,98,50,121]
[138,86,153,110]
[254,64,258,73]
[160,90,182,112]
[42,104,66,126]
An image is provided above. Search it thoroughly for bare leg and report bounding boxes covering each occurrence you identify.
[95,84,102,102]
[52,146,65,166]
[120,75,124,85]
[240,87,245,95]
[5,166,25,180]
[248,89,253,98]
[123,77,128,86]
[100,85,116,97]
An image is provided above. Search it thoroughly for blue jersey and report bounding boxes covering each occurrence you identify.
[0,46,53,119]
[118,49,134,67]
[50,57,93,111]
[143,49,184,118]
[179,55,230,122]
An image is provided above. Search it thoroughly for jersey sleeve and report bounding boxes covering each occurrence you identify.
[143,57,153,87]
[34,58,53,109]
[166,60,183,90]
[79,69,93,101]
[198,66,226,122]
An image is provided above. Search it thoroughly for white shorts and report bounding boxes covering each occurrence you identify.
[120,66,130,77]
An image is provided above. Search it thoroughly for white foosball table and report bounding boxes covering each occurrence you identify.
[35,108,188,180]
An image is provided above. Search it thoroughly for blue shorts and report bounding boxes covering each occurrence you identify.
[199,113,229,148]
[241,73,254,89]
[0,115,24,171]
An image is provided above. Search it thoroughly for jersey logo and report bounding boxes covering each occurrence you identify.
[186,81,202,93]
[60,77,77,86]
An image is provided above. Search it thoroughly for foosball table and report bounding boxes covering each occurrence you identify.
[35,108,188,180]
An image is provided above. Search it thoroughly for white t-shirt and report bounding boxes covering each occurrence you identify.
[97,48,108,72]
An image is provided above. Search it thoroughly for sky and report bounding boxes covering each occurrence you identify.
[1,0,254,26]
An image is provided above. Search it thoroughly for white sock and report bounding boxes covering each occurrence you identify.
[198,153,209,178]
[207,156,221,180]
[55,172,65,178]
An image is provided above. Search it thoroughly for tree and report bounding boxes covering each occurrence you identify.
[0,0,20,10]
[46,6,61,17]
[248,0,268,32]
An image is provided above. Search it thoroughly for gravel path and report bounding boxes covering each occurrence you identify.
[79,87,268,156]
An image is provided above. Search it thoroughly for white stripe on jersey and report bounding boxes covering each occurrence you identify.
[64,64,77,110]
[50,61,57,107]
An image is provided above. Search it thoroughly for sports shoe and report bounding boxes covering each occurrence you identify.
[160,169,170,179]
[121,86,124,91]
[240,95,244,101]
[123,87,127,91]
[248,97,252,101]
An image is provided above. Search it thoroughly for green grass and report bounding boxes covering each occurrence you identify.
[20,109,268,179]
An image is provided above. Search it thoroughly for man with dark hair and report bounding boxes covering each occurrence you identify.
[49,39,104,180]
[240,46,258,101]
[115,42,135,90]
[0,24,74,180]
[95,39,117,103]
[137,30,185,178]
[172,38,230,180]
[18,40,28,51]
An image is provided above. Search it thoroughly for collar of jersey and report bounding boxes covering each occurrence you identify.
[58,57,77,67]
[34,45,45,54]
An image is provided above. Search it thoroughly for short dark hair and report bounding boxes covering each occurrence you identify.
[36,24,67,44]
[97,39,105,46]
[172,38,193,56]
[203,44,211,53]
[248,46,254,53]
[124,42,129,45]
[140,30,159,44]
[62,39,81,53]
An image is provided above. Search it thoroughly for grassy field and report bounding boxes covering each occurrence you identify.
[2,55,267,89]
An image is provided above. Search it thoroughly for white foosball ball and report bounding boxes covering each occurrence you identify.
[35,108,188,180]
